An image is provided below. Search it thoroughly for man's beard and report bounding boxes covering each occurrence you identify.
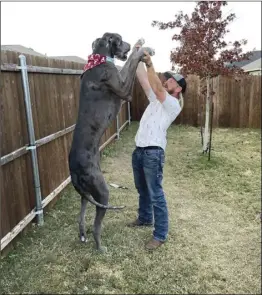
[164,85,173,95]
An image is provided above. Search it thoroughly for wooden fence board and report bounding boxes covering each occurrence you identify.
[1,153,33,238]
[229,78,239,128]
[249,76,261,128]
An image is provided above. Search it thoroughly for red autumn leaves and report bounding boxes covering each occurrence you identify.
[152,1,252,80]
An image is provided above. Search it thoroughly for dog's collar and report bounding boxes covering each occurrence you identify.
[106,56,115,64]
[83,54,115,73]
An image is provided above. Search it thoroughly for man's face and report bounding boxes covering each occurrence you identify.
[162,77,180,95]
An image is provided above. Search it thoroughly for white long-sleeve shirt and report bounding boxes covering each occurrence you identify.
[135,88,182,151]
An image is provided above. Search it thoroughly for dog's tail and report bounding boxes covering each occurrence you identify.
[84,193,125,210]
[70,172,125,210]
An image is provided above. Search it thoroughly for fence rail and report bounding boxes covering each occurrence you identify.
[0,51,131,253]
[1,63,83,75]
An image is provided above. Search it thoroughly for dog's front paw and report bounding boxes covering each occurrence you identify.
[136,46,155,60]
[132,38,145,51]
[142,47,155,56]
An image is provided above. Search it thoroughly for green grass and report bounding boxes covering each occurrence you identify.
[0,123,261,294]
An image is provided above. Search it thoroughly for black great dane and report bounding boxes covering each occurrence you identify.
[68,33,154,252]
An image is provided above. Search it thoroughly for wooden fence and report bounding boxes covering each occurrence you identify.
[0,50,130,254]
[131,74,261,128]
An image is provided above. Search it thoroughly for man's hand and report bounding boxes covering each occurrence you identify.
[134,42,153,67]
[142,51,153,68]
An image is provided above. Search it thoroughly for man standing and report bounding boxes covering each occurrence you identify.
[128,48,187,251]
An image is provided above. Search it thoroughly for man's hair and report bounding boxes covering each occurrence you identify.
[163,71,187,93]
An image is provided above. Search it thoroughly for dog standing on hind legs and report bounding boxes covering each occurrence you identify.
[68,33,155,252]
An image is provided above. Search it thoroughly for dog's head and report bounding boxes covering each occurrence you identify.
[92,33,131,61]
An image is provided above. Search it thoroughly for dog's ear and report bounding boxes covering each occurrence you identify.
[108,35,123,57]
[101,33,123,57]
[102,33,114,41]
[92,38,101,51]
[110,35,122,47]
[102,33,122,47]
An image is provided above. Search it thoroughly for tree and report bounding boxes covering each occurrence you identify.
[152,1,251,158]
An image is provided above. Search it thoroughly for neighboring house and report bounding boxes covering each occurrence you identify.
[225,50,262,75]
[1,44,122,71]
[49,55,87,64]
[1,45,46,57]
[242,57,261,75]
[50,56,122,71]
[1,45,87,65]
[231,50,261,68]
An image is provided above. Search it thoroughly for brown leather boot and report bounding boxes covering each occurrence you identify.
[145,238,165,251]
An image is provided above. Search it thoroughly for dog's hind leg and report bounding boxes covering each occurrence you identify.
[93,207,107,252]
[79,195,88,243]
[89,173,110,252]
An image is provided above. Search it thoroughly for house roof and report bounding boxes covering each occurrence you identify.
[242,57,261,71]
[1,45,46,57]
[232,50,262,68]
[1,44,123,70]
[50,56,123,70]
[49,55,87,64]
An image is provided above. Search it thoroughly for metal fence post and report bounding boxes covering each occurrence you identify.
[116,114,120,139]
[128,102,131,125]
[19,55,44,226]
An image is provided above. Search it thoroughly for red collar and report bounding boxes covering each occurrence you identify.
[83,54,106,72]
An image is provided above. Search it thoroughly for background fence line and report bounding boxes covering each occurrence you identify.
[131,74,261,128]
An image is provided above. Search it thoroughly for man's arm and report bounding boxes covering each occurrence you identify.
[142,51,182,119]
[136,62,156,102]
[144,57,166,103]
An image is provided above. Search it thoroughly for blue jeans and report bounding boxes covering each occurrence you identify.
[132,146,168,242]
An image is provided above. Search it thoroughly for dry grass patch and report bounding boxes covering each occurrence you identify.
[0,123,260,294]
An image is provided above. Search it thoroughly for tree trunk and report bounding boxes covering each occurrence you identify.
[203,76,211,153]
[208,100,214,161]
[200,106,204,146]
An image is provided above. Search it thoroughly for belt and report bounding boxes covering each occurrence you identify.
[136,146,163,150]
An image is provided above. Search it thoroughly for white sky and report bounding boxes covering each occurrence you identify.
[1,1,261,72]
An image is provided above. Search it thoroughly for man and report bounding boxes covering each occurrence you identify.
[128,47,187,251]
